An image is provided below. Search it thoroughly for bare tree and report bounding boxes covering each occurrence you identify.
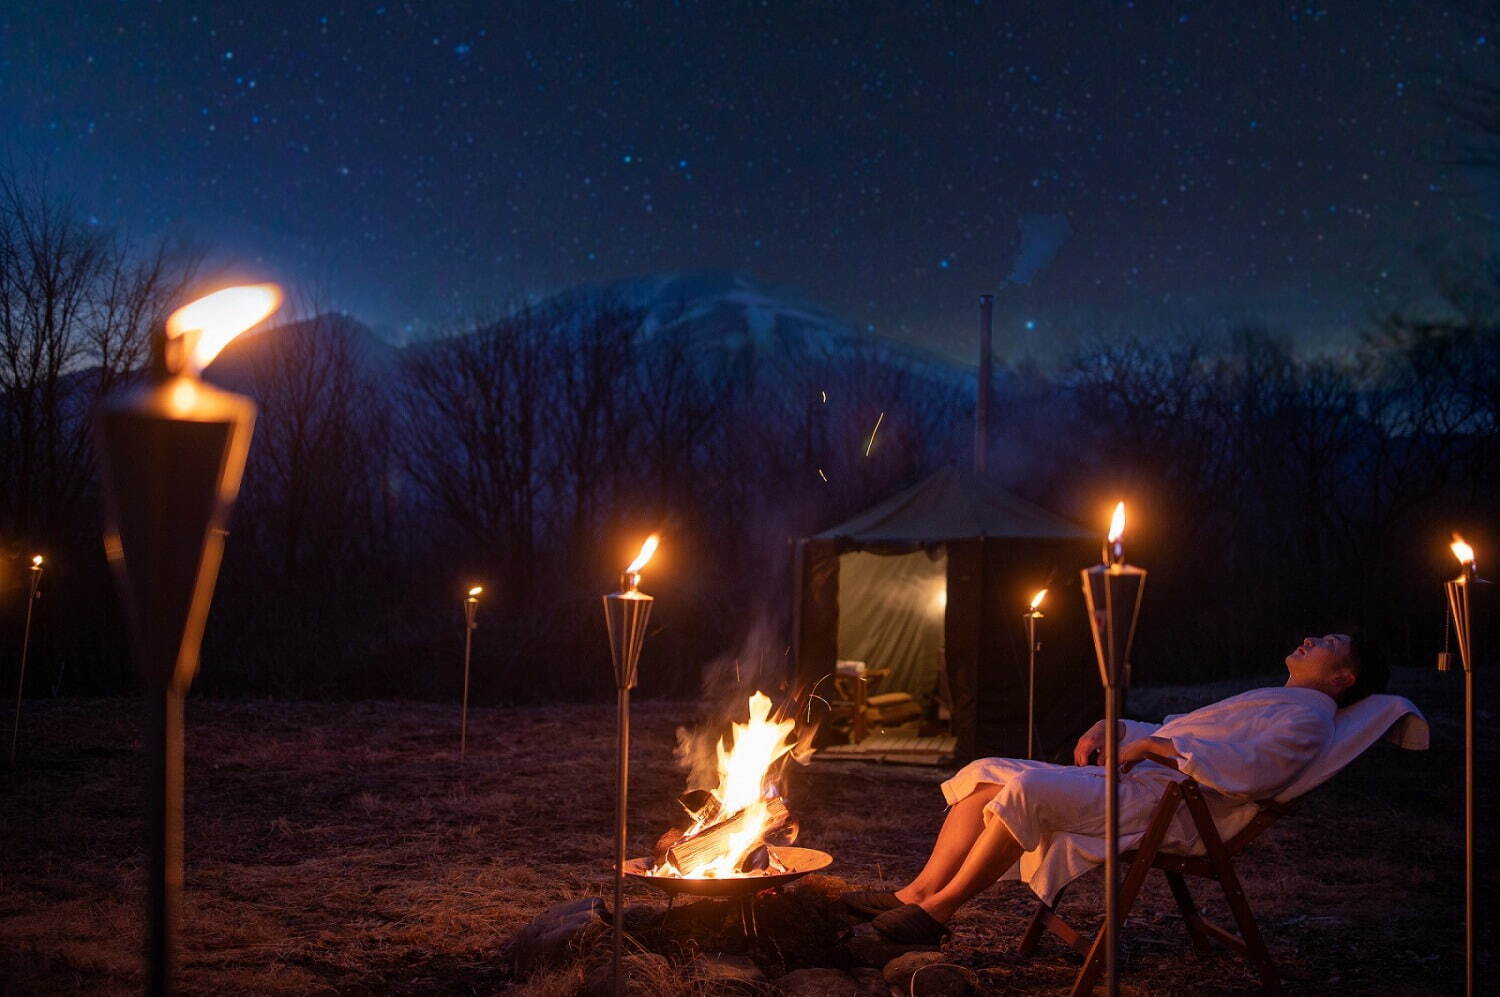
[398,303,556,600]
[0,171,195,539]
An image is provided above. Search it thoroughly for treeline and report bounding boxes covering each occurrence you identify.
[1,177,1495,701]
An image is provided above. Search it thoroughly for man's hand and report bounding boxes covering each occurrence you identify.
[1119,736,1181,773]
[1073,719,1116,766]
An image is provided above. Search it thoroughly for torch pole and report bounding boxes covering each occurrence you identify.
[1102,582,1120,997]
[1445,572,1474,997]
[1464,660,1473,997]
[460,626,472,761]
[613,681,630,997]
[1024,608,1041,760]
[9,562,42,767]
[602,567,653,997]
[147,686,185,997]
[1082,551,1142,997]
[461,594,478,762]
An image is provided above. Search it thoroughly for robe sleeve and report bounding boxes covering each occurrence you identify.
[1120,719,1163,743]
[1166,705,1331,800]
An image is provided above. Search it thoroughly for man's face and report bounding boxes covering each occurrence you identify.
[1286,633,1354,684]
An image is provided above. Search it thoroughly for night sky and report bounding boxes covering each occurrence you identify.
[2,1,1492,360]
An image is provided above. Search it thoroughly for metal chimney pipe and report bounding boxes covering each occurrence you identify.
[976,294,994,473]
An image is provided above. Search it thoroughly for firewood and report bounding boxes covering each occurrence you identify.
[653,827,686,866]
[678,789,721,826]
[665,797,789,875]
[737,845,770,873]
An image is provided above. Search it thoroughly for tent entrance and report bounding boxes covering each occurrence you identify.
[834,547,948,733]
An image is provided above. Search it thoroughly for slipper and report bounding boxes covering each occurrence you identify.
[870,903,950,946]
[840,890,904,918]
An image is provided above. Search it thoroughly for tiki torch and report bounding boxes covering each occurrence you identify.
[8,554,44,766]
[94,283,281,996]
[1024,588,1046,760]
[601,534,658,997]
[1080,502,1145,997]
[460,585,482,761]
[1444,534,1481,997]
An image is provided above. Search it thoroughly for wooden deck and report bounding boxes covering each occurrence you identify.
[815,730,956,767]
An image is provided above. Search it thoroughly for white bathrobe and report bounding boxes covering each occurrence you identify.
[941,686,1336,903]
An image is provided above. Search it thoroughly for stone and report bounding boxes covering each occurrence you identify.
[849,967,889,995]
[881,951,977,996]
[506,896,605,975]
[776,966,863,996]
[843,921,942,968]
[882,951,950,985]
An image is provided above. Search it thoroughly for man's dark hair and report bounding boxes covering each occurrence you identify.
[1340,632,1389,707]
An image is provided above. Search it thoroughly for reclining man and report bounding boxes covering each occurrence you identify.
[842,632,1389,944]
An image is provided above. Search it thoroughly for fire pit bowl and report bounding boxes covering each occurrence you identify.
[624,845,833,898]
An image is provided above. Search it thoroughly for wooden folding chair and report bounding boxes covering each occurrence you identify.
[1019,778,1288,995]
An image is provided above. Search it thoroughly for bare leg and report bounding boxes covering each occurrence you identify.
[894,783,1001,904]
[917,817,1025,923]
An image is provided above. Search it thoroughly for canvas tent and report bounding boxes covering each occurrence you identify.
[794,465,1101,763]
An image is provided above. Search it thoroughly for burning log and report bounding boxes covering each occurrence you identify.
[665,797,789,876]
[652,827,685,866]
[678,788,721,826]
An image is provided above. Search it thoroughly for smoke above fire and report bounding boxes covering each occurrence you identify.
[673,613,812,794]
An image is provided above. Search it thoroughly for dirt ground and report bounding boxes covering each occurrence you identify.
[0,666,1491,994]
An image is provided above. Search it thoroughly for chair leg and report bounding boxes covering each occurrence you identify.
[1019,901,1050,956]
[1214,863,1281,995]
[1163,870,1212,954]
[1019,889,1091,958]
[1180,783,1282,995]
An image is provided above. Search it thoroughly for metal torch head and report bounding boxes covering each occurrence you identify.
[1080,562,1146,689]
[602,588,653,690]
[94,375,256,694]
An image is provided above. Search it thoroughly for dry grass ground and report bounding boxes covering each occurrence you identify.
[0,666,1491,994]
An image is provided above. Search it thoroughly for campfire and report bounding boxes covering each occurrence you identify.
[628,691,831,897]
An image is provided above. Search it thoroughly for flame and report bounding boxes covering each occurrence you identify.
[1030,588,1047,610]
[31,554,43,568]
[1108,502,1126,543]
[166,284,282,374]
[626,533,660,574]
[1451,534,1475,569]
[468,585,483,597]
[662,692,796,878]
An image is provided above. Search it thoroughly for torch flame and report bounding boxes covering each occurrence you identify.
[1030,588,1047,610]
[31,554,43,567]
[1108,502,1126,543]
[626,534,660,575]
[1451,534,1475,569]
[165,284,283,375]
[468,585,483,597]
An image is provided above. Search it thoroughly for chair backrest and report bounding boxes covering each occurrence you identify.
[1273,693,1427,803]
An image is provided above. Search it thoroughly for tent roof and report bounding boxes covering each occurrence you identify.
[814,465,1094,543]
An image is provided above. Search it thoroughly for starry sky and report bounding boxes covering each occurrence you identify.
[1,1,1493,361]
